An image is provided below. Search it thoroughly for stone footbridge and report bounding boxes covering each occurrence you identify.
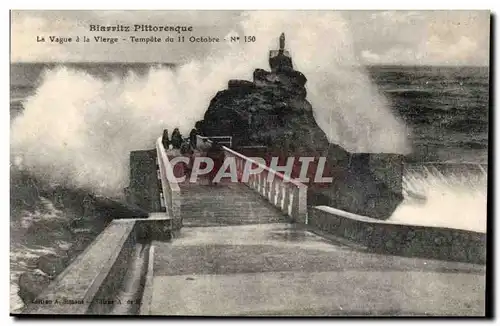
[17,136,486,316]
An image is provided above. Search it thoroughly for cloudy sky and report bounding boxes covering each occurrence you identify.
[11,10,490,65]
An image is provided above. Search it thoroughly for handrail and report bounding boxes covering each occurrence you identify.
[156,137,181,228]
[196,135,232,147]
[156,137,181,189]
[221,145,306,188]
[221,144,308,224]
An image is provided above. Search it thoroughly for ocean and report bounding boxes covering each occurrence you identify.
[370,65,489,164]
[9,62,489,312]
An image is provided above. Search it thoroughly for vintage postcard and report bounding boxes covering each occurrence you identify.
[10,10,489,316]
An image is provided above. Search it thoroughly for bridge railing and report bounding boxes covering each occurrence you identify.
[222,146,308,224]
[156,137,181,228]
[195,135,232,148]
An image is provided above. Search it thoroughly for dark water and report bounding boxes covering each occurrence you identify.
[9,62,489,311]
[367,65,489,164]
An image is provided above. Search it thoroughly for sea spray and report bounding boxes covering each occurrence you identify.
[10,65,233,197]
[239,11,411,154]
[393,163,487,232]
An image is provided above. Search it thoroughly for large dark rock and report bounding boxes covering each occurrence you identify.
[18,270,51,305]
[23,218,74,251]
[310,153,404,219]
[196,50,404,220]
[200,65,319,153]
[10,170,40,212]
[36,253,69,277]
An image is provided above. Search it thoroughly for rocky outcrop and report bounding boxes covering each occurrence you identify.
[200,63,328,156]
[16,225,98,306]
[16,225,106,306]
[13,175,146,308]
[18,270,51,305]
[196,43,404,219]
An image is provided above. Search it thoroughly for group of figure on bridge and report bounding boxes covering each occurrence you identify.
[161,127,225,185]
[161,128,198,154]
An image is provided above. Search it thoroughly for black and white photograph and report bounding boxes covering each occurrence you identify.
[9,10,489,316]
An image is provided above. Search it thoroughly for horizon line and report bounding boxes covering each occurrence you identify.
[10,61,490,68]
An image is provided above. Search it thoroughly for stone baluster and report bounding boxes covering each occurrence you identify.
[288,190,294,218]
[281,184,289,213]
[248,174,255,189]
[262,171,268,196]
[236,158,245,181]
[269,175,276,203]
[291,185,308,224]
[274,180,281,206]
[258,173,263,194]
[268,172,276,201]
[220,146,307,224]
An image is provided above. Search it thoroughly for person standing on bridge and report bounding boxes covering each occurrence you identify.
[171,128,183,149]
[189,128,197,149]
[161,129,170,150]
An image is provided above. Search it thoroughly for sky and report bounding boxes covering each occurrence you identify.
[10,10,490,66]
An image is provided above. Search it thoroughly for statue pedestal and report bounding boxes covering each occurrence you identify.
[268,51,294,72]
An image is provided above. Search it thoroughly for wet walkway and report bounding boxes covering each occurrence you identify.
[146,223,485,316]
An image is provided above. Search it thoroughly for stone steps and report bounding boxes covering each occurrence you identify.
[181,220,283,227]
[178,184,287,225]
[182,215,284,221]
[181,200,274,206]
[180,193,268,201]
[181,202,283,209]
[182,209,284,217]
[182,215,285,221]
[182,211,284,218]
[181,203,285,214]
[180,185,267,196]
